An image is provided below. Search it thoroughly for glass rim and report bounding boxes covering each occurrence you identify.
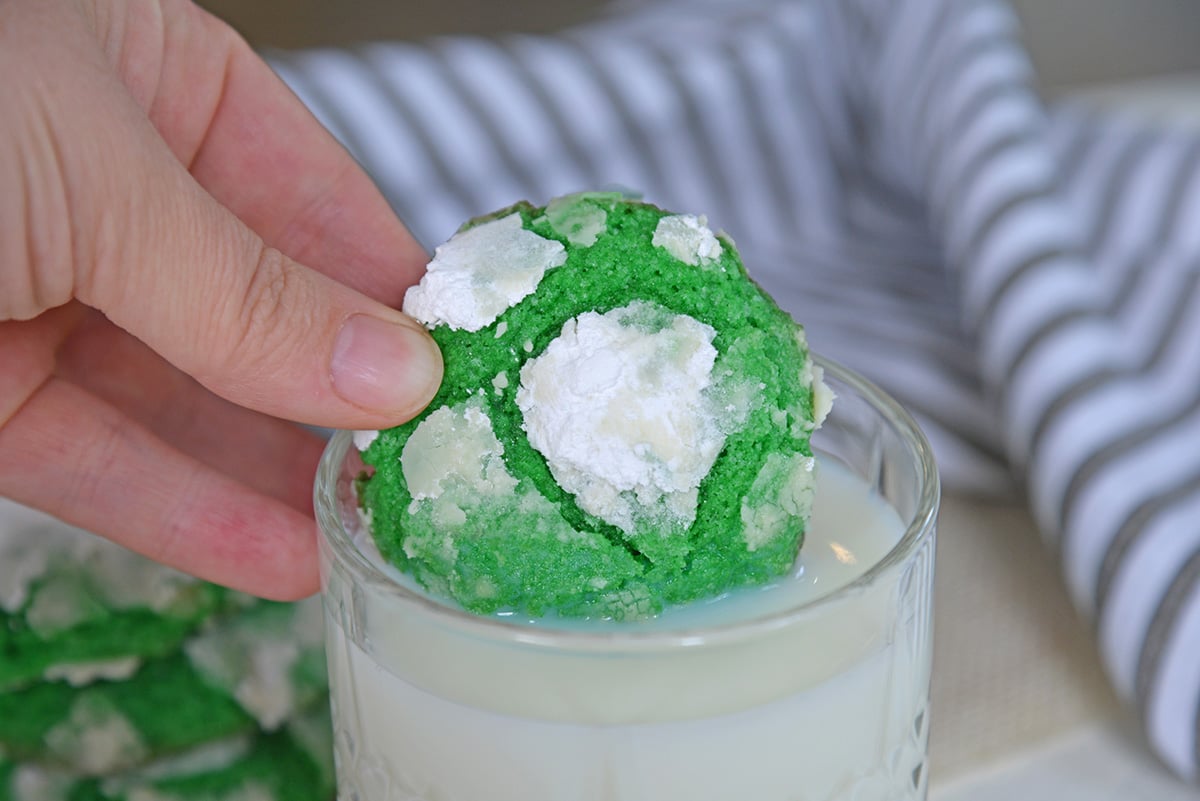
[314,354,940,653]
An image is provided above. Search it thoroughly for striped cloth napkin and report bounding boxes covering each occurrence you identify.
[267,0,1200,780]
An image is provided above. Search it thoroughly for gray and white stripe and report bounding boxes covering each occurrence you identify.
[270,0,1200,780]
[854,0,1200,779]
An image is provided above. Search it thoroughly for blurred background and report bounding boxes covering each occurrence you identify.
[196,0,1200,91]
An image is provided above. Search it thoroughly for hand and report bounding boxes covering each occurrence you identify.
[0,0,443,599]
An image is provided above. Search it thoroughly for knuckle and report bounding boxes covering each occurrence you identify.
[243,246,294,331]
[0,89,76,320]
[229,245,314,372]
[60,409,125,514]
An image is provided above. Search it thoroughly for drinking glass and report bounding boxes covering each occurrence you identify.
[315,355,939,801]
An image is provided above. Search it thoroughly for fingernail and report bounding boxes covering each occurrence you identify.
[331,314,442,415]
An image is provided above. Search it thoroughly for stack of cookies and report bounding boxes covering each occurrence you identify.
[0,500,334,801]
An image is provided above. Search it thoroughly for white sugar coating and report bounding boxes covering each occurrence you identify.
[811,363,835,428]
[0,500,58,611]
[184,598,324,731]
[184,634,301,729]
[103,736,252,790]
[401,398,518,504]
[0,506,97,613]
[0,501,201,624]
[741,453,817,551]
[100,739,255,801]
[44,693,149,775]
[25,576,103,636]
[401,398,523,542]
[651,214,723,266]
[517,302,727,534]
[797,330,835,431]
[13,765,75,801]
[87,547,196,615]
[491,371,509,394]
[127,782,274,801]
[233,640,302,730]
[44,657,142,687]
[543,193,609,246]
[0,539,50,613]
[286,710,337,790]
[397,399,609,591]
[402,213,567,332]
[353,430,380,451]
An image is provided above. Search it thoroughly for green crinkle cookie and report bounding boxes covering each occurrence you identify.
[0,710,333,801]
[0,600,327,776]
[0,653,253,775]
[357,194,824,620]
[0,506,249,693]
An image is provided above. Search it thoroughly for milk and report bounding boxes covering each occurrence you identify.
[320,459,934,801]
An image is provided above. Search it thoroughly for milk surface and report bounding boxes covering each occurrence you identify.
[322,459,934,801]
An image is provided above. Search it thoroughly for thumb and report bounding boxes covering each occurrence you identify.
[93,190,443,428]
[46,51,442,429]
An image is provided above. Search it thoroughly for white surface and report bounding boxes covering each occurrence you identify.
[927,492,1122,784]
[933,723,1199,801]
[1069,73,1200,127]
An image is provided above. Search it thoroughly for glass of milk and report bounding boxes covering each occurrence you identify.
[315,356,939,801]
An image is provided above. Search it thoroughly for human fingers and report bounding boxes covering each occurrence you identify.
[92,0,427,305]
[0,301,317,597]
[0,1,442,429]
[55,311,325,514]
[0,376,318,600]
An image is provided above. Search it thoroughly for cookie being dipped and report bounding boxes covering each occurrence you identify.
[356,193,831,620]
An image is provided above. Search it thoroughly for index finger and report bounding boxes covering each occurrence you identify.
[96,0,426,307]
